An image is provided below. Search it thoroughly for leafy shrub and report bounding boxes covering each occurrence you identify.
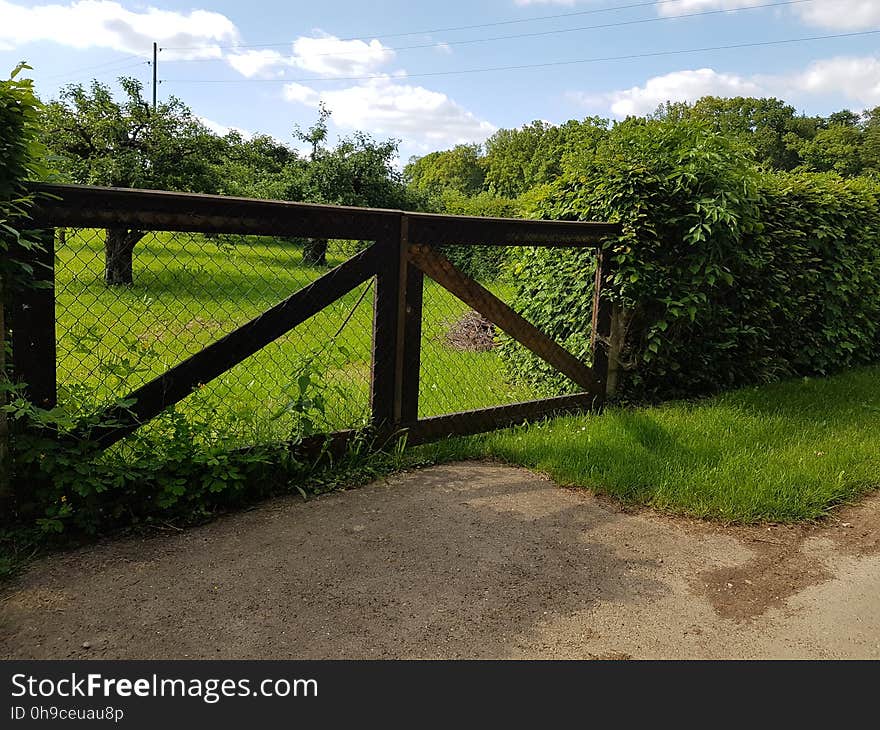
[2,64,52,518]
[502,117,880,399]
[1,64,49,282]
[5,336,370,537]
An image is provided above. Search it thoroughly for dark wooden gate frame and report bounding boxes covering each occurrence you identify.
[15,183,620,452]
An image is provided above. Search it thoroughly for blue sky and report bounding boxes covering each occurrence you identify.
[2,0,880,163]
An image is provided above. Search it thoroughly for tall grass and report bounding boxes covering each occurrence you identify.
[415,366,880,523]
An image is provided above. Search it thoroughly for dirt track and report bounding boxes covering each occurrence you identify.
[3,462,880,659]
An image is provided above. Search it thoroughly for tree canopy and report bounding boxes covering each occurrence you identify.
[43,77,219,193]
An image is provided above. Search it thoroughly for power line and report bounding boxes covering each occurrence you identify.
[48,60,150,86]
[163,29,880,85]
[160,0,773,52]
[42,53,146,82]
[166,0,817,62]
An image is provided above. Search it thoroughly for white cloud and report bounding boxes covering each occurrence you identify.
[225,33,394,79]
[0,0,238,60]
[582,68,762,117]
[289,34,394,77]
[198,116,252,139]
[795,0,880,31]
[283,76,496,148]
[434,42,453,55]
[226,49,287,78]
[282,82,320,106]
[655,0,765,13]
[656,0,880,29]
[779,56,880,106]
[574,55,880,117]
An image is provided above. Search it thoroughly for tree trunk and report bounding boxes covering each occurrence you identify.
[302,238,328,267]
[104,228,145,286]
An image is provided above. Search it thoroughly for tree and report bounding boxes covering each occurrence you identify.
[483,121,554,198]
[214,131,299,200]
[797,124,864,177]
[42,77,220,285]
[663,96,820,171]
[404,144,486,199]
[289,105,412,266]
[483,118,608,198]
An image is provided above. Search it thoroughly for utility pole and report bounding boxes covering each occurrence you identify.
[152,42,157,111]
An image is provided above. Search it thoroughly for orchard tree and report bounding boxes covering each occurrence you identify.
[290,105,412,266]
[214,131,299,199]
[42,77,220,285]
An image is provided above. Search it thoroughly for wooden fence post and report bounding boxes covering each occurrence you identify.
[590,247,613,403]
[370,219,403,433]
[396,216,423,425]
[370,215,424,436]
[11,229,57,410]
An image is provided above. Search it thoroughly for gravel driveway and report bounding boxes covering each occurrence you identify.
[3,462,879,659]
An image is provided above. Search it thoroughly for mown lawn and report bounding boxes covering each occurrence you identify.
[53,230,880,524]
[55,229,537,445]
[415,366,880,523]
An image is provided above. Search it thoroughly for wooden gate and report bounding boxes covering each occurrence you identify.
[15,183,620,452]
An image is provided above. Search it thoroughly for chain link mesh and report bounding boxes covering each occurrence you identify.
[416,246,539,418]
[53,230,544,446]
[54,228,373,445]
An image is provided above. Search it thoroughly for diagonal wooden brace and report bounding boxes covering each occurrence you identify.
[81,242,385,450]
[407,244,599,394]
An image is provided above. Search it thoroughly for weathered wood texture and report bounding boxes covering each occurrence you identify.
[29,184,619,247]
[10,229,57,409]
[407,243,599,394]
[30,184,401,241]
[83,242,384,449]
[404,392,600,445]
[406,211,617,247]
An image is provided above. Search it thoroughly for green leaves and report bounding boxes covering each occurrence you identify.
[501,115,880,401]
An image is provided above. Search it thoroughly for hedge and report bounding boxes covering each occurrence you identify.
[501,117,880,400]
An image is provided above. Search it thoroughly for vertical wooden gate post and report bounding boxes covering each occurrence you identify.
[370,215,424,436]
[370,220,402,432]
[396,216,423,425]
[11,228,57,410]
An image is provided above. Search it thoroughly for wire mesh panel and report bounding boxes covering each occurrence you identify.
[416,246,539,419]
[54,227,374,446]
[26,185,616,453]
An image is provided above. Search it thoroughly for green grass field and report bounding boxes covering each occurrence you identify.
[415,365,880,523]
[53,230,880,525]
[54,229,537,446]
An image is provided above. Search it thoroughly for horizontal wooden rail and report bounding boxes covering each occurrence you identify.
[406,211,617,246]
[403,392,600,445]
[29,183,401,242]
[28,183,620,246]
